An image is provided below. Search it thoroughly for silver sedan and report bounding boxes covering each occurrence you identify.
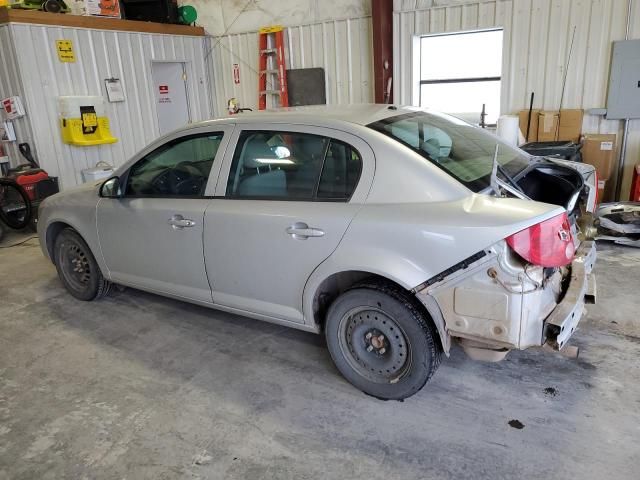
[38,105,597,400]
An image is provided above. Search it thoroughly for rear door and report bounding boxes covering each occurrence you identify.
[203,124,374,324]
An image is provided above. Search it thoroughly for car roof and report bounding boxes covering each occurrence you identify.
[189,104,421,130]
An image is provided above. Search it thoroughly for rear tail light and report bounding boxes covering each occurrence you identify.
[506,212,574,267]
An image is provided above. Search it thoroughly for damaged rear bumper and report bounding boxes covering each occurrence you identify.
[414,240,596,359]
[543,240,596,350]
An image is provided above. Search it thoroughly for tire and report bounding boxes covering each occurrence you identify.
[0,179,32,230]
[53,228,111,301]
[325,280,442,400]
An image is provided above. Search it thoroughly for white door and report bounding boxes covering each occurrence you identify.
[152,62,190,136]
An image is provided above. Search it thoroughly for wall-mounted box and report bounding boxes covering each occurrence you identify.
[606,39,640,120]
[58,96,117,146]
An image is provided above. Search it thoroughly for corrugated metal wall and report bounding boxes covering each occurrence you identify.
[0,25,35,166]
[208,17,374,115]
[7,23,211,189]
[393,0,640,199]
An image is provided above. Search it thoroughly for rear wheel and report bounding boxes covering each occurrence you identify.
[54,228,110,301]
[325,281,441,400]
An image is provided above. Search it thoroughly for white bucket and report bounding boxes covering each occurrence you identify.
[82,161,114,183]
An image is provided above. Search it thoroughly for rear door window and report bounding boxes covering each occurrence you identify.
[226,130,362,201]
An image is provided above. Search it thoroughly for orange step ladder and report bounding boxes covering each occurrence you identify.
[258,26,289,110]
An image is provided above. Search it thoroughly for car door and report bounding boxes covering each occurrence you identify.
[97,127,232,304]
[204,124,374,325]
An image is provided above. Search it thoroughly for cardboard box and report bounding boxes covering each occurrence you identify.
[67,0,121,17]
[597,178,607,203]
[582,134,616,181]
[537,111,559,142]
[518,109,540,143]
[557,109,583,142]
[534,109,584,142]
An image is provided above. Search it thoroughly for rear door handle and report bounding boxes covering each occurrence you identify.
[286,222,325,240]
[169,214,196,229]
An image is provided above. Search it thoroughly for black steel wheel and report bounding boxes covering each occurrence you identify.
[338,307,412,384]
[325,280,441,400]
[54,228,110,301]
[0,179,32,230]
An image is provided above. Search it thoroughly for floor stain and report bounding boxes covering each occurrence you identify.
[508,419,525,429]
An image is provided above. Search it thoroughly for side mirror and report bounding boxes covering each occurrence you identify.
[99,176,123,198]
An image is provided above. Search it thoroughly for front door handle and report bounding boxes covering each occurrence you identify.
[286,222,325,240]
[169,214,196,229]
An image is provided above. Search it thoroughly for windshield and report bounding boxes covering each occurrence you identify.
[368,111,532,192]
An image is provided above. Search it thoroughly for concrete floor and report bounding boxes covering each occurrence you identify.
[0,231,639,480]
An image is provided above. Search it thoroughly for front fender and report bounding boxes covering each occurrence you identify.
[37,183,107,277]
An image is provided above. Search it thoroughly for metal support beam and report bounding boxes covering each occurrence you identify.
[614,0,634,201]
[372,0,393,103]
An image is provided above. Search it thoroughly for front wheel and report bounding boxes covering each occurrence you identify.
[54,228,111,301]
[325,281,442,400]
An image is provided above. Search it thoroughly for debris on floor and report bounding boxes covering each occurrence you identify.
[596,202,640,248]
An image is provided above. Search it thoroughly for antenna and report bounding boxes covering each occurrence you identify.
[556,26,577,140]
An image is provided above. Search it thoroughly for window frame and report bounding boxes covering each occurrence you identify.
[121,131,227,199]
[223,129,363,203]
[417,28,503,127]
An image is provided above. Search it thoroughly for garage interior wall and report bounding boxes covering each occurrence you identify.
[207,17,374,114]
[0,25,35,165]
[4,23,211,189]
[393,0,640,200]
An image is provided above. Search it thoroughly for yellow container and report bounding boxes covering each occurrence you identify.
[60,117,117,146]
[58,96,118,146]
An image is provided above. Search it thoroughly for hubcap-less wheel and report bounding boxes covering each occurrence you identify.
[338,307,412,384]
[325,282,442,400]
[59,240,92,292]
[53,228,110,301]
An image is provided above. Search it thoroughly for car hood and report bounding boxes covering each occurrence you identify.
[40,180,101,209]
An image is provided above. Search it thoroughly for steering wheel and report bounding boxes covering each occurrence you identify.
[149,169,174,195]
[173,162,205,195]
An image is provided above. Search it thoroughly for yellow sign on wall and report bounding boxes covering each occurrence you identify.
[56,40,76,63]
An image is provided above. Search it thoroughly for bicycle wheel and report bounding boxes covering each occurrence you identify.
[0,179,32,230]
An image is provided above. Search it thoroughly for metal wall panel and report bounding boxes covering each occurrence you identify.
[207,17,374,115]
[8,23,211,189]
[393,0,640,199]
[0,26,35,167]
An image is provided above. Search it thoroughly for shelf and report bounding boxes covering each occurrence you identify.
[0,8,205,36]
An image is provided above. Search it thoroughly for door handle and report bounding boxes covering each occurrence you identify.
[168,214,196,229]
[286,222,325,240]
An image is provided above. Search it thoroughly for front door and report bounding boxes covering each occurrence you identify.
[97,130,229,303]
[152,62,190,136]
[204,125,374,324]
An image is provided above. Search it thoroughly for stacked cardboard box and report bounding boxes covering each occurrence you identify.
[581,134,616,201]
[518,109,583,143]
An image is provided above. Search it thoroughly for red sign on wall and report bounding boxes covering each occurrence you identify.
[233,64,240,84]
[159,85,169,94]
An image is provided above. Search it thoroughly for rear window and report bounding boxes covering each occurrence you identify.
[368,111,531,192]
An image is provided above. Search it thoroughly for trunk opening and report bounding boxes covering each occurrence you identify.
[516,163,584,212]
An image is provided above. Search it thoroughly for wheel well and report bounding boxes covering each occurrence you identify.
[312,271,410,329]
[313,271,444,351]
[45,221,73,263]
